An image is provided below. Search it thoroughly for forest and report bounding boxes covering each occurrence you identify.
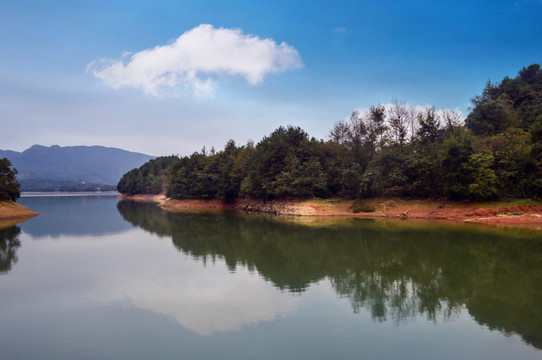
[117,63,542,202]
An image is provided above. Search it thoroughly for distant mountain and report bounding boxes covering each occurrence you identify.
[0,145,154,191]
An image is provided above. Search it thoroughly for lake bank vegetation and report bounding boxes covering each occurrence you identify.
[0,158,21,202]
[118,64,542,207]
[0,158,38,221]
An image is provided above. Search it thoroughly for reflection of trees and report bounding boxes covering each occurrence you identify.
[117,201,542,349]
[0,226,21,274]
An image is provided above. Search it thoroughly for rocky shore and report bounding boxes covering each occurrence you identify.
[118,195,542,228]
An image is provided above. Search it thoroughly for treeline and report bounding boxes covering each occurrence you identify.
[117,156,178,195]
[118,63,542,201]
[20,179,116,192]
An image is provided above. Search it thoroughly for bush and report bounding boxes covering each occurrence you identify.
[352,200,376,213]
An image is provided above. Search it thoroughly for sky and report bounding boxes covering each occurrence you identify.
[1,0,541,156]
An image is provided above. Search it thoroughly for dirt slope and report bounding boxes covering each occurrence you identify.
[0,200,39,221]
[119,195,542,228]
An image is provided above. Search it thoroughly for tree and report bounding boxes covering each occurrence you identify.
[465,96,513,136]
[388,100,410,148]
[117,155,179,195]
[441,127,475,199]
[368,104,387,150]
[240,126,313,200]
[329,119,351,144]
[466,64,542,134]
[482,128,532,198]
[465,152,499,201]
[0,158,21,201]
[362,144,407,197]
[417,106,442,143]
[341,163,363,199]
[440,109,462,130]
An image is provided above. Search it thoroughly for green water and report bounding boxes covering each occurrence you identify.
[1,195,541,359]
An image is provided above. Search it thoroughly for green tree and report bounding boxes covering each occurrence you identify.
[483,128,532,198]
[118,155,179,195]
[441,127,475,199]
[466,64,542,134]
[145,174,162,194]
[404,107,445,198]
[368,104,388,149]
[465,96,514,136]
[0,158,21,201]
[416,106,442,143]
[241,126,313,199]
[341,163,363,199]
[362,144,408,197]
[465,152,499,201]
[530,116,542,197]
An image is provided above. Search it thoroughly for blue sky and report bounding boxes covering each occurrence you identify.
[1,0,541,155]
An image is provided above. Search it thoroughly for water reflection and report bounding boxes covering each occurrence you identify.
[0,225,21,274]
[95,254,299,336]
[117,200,542,349]
[18,195,132,238]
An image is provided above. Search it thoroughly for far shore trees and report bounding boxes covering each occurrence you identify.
[118,63,542,202]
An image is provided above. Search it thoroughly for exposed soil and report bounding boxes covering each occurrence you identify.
[0,200,39,221]
[118,194,169,204]
[119,194,233,212]
[119,195,542,228]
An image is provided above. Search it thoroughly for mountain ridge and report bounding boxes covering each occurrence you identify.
[0,144,155,189]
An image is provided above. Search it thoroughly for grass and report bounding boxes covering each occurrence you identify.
[0,200,38,221]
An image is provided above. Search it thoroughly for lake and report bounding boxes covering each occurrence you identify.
[1,194,541,359]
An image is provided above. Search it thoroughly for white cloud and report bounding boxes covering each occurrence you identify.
[87,24,302,98]
[95,250,299,336]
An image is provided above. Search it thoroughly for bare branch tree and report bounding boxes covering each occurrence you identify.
[439,109,463,129]
[387,99,411,148]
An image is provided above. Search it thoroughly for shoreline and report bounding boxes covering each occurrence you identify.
[21,191,120,196]
[118,194,542,228]
[0,200,39,222]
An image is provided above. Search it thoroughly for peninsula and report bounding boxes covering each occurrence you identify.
[117,64,542,228]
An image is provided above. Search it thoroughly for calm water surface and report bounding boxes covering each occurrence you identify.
[1,195,541,359]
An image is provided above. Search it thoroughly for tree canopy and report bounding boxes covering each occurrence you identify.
[0,158,21,201]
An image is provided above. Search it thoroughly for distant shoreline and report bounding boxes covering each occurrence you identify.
[119,194,542,229]
[0,192,120,221]
[21,191,120,197]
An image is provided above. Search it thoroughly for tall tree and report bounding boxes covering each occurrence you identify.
[417,106,442,143]
[368,104,387,151]
[388,100,413,148]
[465,96,515,136]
